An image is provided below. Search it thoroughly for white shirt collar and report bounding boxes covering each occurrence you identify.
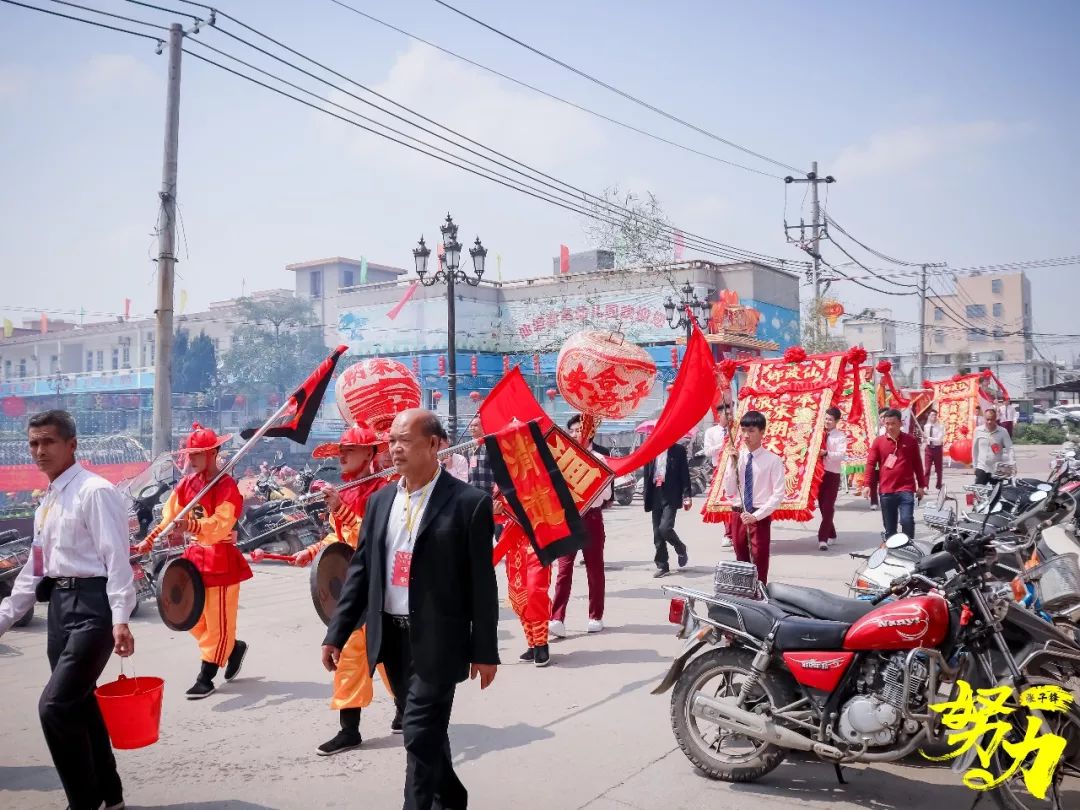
[397,466,442,495]
[47,461,85,495]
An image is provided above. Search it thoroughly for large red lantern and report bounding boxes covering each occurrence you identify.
[948,426,973,465]
[469,391,482,403]
[1,396,25,418]
[432,390,443,402]
[335,358,421,432]
[556,330,657,420]
[546,388,557,402]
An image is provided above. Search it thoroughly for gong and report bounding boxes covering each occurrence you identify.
[155,557,205,632]
[310,542,354,626]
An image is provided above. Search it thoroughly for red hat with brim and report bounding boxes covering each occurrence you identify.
[312,421,387,459]
[177,422,233,455]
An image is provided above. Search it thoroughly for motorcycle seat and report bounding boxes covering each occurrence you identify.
[0,529,21,544]
[774,616,850,651]
[245,502,285,521]
[708,596,788,640]
[766,583,877,624]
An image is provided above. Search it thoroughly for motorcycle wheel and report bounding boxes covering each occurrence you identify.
[260,531,303,558]
[980,677,1080,809]
[670,647,798,783]
[616,491,634,506]
[0,581,33,627]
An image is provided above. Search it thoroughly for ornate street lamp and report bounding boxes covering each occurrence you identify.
[664,281,711,344]
[413,213,487,439]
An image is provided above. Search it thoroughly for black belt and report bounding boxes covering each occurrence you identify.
[50,576,107,591]
[387,614,410,629]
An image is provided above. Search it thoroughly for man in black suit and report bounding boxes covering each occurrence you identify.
[323,409,499,810]
[643,439,692,578]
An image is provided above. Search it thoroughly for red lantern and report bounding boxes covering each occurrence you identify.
[469,391,482,403]
[555,330,657,419]
[412,356,420,377]
[1,396,25,418]
[432,390,443,402]
[438,356,447,377]
[502,355,510,374]
[335,358,422,432]
[670,346,679,370]
[233,394,246,408]
[546,388,557,401]
[470,355,478,376]
[949,439,973,465]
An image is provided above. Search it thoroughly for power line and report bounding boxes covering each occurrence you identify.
[323,0,785,180]
[823,214,927,267]
[825,237,921,290]
[46,0,167,29]
[2,0,166,41]
[821,255,1080,283]
[428,0,806,175]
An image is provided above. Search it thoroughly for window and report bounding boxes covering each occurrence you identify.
[341,269,354,289]
[992,302,1003,318]
[96,351,104,371]
[967,327,986,342]
[122,345,130,368]
[310,270,323,298]
[18,359,27,378]
[3,360,10,379]
[111,349,119,370]
[934,307,943,321]
[992,279,1003,294]
[855,325,863,334]
[86,351,94,372]
[965,304,986,318]
[934,329,945,344]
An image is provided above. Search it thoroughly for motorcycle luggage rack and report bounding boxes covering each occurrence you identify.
[1023,553,1080,612]
[714,560,763,599]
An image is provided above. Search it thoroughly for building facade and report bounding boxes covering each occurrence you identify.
[842,308,897,354]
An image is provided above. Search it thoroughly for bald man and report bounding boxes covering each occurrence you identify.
[323,409,499,809]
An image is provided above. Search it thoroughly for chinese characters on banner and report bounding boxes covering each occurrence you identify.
[545,426,614,513]
[702,353,846,523]
[927,376,987,452]
[925,680,1074,799]
[835,366,876,476]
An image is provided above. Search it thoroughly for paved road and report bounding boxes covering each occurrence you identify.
[1,446,1076,808]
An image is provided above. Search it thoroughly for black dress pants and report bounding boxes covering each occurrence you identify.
[42,579,122,810]
[380,616,467,810]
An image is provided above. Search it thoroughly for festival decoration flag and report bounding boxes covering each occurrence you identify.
[123,298,132,320]
[359,256,368,284]
[386,282,420,321]
[486,420,587,566]
[39,313,48,334]
[559,244,570,274]
[607,319,715,477]
[478,366,553,436]
[239,344,349,442]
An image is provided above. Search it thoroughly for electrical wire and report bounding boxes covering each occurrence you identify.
[322,0,785,180]
[2,0,166,40]
[826,237,921,290]
[46,0,167,29]
[429,0,806,175]
[815,255,1080,283]
[823,214,926,267]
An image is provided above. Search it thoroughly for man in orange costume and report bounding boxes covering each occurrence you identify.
[291,422,397,755]
[141,423,252,699]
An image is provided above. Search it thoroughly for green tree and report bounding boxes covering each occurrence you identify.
[220,297,327,397]
[171,329,218,392]
[171,329,191,391]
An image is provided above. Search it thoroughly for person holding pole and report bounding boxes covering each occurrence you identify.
[720,410,787,584]
[139,423,252,699]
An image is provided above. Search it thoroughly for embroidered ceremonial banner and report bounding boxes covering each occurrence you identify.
[545,426,615,513]
[837,366,876,476]
[927,375,989,452]
[703,352,846,523]
[486,420,587,566]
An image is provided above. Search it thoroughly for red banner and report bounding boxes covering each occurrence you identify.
[0,461,150,493]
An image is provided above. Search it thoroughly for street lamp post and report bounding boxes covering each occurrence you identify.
[413,213,487,440]
[664,281,711,344]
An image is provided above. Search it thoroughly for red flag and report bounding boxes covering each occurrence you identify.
[39,313,48,334]
[386,282,419,320]
[240,345,348,443]
[123,298,131,320]
[486,420,587,566]
[559,244,570,274]
[478,367,552,436]
[609,319,714,476]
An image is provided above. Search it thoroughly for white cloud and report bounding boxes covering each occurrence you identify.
[76,54,156,98]
[0,65,32,100]
[317,41,605,179]
[833,120,1014,181]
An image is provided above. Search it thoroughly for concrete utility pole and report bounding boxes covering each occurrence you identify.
[917,264,928,384]
[152,23,183,456]
[784,163,835,346]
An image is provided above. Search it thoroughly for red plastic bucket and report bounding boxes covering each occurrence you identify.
[95,673,164,749]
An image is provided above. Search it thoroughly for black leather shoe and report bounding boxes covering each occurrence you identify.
[391,709,404,734]
[677,551,689,568]
[185,678,215,700]
[316,730,362,756]
[534,645,551,667]
[519,648,535,662]
[224,640,248,681]
[653,568,670,578]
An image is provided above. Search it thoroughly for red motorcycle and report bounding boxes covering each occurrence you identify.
[655,490,1080,809]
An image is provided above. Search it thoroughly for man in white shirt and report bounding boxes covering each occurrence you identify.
[816,407,848,551]
[0,410,135,810]
[702,404,732,547]
[720,410,787,583]
[973,406,1014,485]
[922,408,945,490]
[999,399,1018,437]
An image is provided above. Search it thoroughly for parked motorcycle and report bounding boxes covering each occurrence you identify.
[689,452,713,497]
[655,482,1080,808]
[235,462,332,558]
[614,470,639,506]
[0,529,33,627]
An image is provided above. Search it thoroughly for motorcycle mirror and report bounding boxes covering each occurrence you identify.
[1037,483,1052,492]
[1027,490,1048,504]
[885,533,911,549]
[868,547,889,569]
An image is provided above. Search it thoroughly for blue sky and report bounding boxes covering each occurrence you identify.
[2,0,1078,357]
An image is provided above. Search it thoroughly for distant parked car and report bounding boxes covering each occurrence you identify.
[1017,410,1033,425]
[1043,406,1080,428]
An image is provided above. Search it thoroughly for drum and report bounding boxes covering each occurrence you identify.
[155,557,205,631]
[310,542,354,626]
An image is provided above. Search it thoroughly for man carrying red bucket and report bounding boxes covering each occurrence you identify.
[0,410,137,810]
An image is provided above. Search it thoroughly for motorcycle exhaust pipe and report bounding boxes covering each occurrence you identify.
[690,693,844,759]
